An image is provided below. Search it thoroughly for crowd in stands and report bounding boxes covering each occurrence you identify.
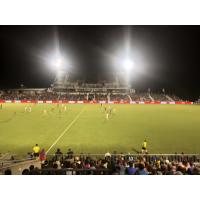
[110,94,130,101]
[138,93,152,101]
[150,93,169,101]
[129,93,141,101]
[4,147,200,175]
[95,93,108,101]
[170,94,183,102]
[0,89,183,102]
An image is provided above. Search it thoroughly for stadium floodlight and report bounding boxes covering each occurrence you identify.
[54,58,63,69]
[48,53,66,71]
[122,58,134,72]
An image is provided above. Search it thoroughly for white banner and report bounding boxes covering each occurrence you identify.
[139,101,145,104]
[99,101,106,104]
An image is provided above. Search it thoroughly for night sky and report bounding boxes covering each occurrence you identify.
[0,26,200,100]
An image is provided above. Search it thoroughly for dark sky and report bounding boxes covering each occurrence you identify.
[0,25,200,100]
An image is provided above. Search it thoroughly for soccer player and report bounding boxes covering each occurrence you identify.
[24,106,28,112]
[141,139,148,154]
[43,109,47,115]
[64,105,67,112]
[29,107,32,113]
[106,110,109,120]
[109,106,112,115]
[0,104,2,109]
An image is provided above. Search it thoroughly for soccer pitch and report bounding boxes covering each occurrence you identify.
[0,103,200,155]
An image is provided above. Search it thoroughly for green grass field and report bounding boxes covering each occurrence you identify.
[0,103,200,155]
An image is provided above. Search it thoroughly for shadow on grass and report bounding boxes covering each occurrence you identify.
[131,147,140,154]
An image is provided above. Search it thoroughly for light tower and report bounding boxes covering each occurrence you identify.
[116,57,134,88]
[123,57,134,88]
[53,57,68,90]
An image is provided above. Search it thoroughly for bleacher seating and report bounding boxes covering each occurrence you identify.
[0,85,185,102]
[2,151,200,175]
[150,93,169,101]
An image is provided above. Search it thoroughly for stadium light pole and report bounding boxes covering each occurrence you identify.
[122,57,134,88]
[52,55,68,89]
[55,58,63,70]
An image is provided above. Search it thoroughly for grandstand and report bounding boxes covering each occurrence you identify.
[0,82,184,103]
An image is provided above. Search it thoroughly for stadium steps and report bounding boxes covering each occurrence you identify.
[107,93,110,101]
[149,94,154,101]
[127,95,132,101]
[86,93,89,100]
[166,95,174,101]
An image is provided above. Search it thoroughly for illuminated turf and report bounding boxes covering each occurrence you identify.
[0,103,200,155]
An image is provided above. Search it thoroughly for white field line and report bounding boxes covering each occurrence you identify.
[46,108,85,154]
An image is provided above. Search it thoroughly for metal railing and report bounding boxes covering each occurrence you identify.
[1,153,200,175]
[45,153,200,163]
[36,168,111,175]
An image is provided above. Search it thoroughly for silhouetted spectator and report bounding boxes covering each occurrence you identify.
[22,169,30,175]
[55,148,63,161]
[67,148,73,159]
[4,169,12,175]
[29,165,35,175]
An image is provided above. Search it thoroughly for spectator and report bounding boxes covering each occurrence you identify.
[55,148,63,161]
[126,162,136,175]
[4,169,12,175]
[67,148,73,159]
[105,152,111,159]
[29,165,35,175]
[136,163,148,175]
[39,149,46,162]
[22,169,30,175]
[3,150,199,175]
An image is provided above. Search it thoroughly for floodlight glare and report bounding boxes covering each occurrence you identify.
[123,58,134,71]
[55,58,63,68]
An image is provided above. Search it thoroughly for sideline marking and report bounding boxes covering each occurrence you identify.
[46,108,85,154]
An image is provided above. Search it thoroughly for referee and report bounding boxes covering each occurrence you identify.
[33,144,40,157]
